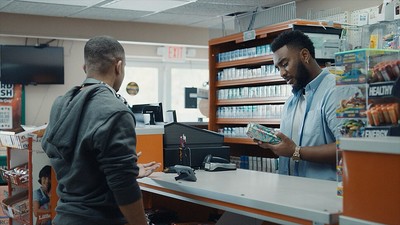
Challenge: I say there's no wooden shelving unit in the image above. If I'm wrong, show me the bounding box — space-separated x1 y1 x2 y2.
208 19 342 157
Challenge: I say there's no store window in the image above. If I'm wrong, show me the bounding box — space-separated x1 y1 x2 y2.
170 67 208 122
119 66 159 105
118 60 209 122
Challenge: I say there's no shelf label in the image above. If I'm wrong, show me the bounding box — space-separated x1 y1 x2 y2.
243 30 256 42
365 129 389 137
369 84 393 97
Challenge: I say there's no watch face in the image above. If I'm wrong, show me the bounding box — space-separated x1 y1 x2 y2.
292 146 301 161
292 155 300 161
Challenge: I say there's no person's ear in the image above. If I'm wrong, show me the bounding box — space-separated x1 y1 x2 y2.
300 48 310 64
115 60 123 75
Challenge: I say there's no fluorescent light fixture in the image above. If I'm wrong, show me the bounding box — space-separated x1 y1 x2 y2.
20 0 101 6
100 0 195 12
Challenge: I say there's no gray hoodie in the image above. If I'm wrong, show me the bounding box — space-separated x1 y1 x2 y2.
42 82 141 225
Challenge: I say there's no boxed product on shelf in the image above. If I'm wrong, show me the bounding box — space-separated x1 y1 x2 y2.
339 119 367 137
336 85 367 118
0 124 47 149
0 163 29 186
335 49 399 85
1 189 29 218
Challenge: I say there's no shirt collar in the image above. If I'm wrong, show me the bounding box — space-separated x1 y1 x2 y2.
304 68 329 95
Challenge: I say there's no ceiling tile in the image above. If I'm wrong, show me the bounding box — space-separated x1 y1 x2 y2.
196 0 294 7
0 0 12 9
70 7 151 21
0 1 84 16
163 1 257 16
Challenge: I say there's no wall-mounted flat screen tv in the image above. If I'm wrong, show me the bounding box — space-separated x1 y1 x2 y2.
0 45 64 85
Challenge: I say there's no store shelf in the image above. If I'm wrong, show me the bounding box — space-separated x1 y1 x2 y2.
216 118 280 125
216 55 273 69
217 97 287 106
216 75 284 87
224 137 257 145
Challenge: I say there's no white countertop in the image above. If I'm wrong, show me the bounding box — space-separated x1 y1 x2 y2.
339 137 400 155
139 169 341 225
135 125 164 135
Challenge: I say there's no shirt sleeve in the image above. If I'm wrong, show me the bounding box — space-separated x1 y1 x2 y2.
33 188 40 201
93 111 142 206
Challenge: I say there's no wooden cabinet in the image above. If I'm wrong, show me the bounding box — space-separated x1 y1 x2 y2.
208 19 342 157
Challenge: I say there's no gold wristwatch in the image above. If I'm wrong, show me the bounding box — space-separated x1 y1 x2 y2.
292 146 301 162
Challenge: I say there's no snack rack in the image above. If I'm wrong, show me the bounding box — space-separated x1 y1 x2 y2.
0 137 33 225
334 48 400 197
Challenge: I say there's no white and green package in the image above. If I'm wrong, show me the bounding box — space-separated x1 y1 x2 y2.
245 123 281 144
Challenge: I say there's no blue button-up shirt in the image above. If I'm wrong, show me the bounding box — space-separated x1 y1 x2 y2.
279 69 360 180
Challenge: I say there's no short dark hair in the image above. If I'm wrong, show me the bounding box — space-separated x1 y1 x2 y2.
271 30 315 58
38 165 51 184
84 35 125 74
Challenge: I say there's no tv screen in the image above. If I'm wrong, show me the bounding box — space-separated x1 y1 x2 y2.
0 45 64 85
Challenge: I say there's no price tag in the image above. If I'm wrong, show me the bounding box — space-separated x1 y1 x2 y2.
243 30 256 42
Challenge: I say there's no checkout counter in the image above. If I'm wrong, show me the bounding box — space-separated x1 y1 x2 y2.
134 123 340 224
138 169 342 225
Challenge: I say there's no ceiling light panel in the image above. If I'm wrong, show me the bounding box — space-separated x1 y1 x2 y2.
135 12 209 25
101 0 193 12
15 0 101 6
71 7 150 21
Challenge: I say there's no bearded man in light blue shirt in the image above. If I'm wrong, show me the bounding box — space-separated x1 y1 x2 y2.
256 30 358 180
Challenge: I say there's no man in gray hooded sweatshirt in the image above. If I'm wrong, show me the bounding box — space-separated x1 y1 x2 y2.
42 35 160 225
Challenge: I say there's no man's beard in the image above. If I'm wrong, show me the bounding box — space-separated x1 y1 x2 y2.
293 62 310 90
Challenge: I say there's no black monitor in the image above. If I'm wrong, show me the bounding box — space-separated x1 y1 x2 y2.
130 103 163 125
0 45 64 85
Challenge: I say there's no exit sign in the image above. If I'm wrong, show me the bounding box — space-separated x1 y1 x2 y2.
164 46 186 62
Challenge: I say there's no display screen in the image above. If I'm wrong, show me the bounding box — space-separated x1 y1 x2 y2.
131 102 164 125
0 45 64 85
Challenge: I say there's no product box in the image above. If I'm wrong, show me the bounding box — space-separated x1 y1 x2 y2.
335 49 399 85
336 85 367 118
245 123 281 144
367 1 395 24
0 124 47 149
339 119 367 137
395 0 400 20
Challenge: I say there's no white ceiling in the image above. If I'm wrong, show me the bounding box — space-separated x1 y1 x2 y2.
0 0 300 28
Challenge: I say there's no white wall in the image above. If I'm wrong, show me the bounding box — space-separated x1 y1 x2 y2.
0 35 208 126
